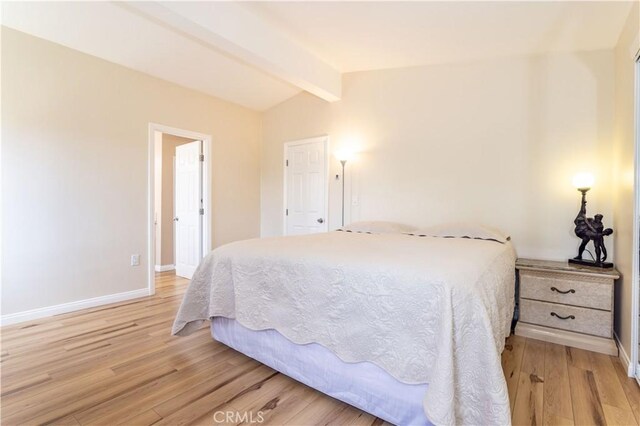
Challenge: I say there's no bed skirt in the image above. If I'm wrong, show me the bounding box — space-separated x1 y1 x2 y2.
211 317 432 426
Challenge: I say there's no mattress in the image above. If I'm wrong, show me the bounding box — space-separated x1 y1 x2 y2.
212 317 432 426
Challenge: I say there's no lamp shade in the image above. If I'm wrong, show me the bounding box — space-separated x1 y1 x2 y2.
572 172 594 190
334 148 355 163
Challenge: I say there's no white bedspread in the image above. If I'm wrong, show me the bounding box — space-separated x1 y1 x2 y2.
173 231 516 426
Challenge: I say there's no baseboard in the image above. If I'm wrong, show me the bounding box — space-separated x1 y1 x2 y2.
614 332 634 377
154 264 175 272
1 288 151 326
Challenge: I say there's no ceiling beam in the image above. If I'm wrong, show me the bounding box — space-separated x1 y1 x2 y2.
123 2 341 102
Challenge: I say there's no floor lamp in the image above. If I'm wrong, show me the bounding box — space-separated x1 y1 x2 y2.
335 149 354 228
340 159 347 227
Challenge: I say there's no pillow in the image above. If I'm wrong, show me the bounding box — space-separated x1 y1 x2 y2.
340 221 417 234
415 222 510 243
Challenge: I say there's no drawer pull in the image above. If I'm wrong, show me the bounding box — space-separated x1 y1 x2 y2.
550 312 575 320
550 286 575 295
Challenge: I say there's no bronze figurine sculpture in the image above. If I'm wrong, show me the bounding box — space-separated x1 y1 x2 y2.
569 188 613 268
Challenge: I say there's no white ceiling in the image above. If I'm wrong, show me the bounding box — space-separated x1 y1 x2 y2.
2 1 635 110
248 1 635 73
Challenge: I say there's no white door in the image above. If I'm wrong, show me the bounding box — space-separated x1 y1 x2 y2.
174 140 202 279
285 138 328 235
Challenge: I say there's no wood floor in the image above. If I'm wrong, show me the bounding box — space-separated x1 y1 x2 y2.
1 272 639 426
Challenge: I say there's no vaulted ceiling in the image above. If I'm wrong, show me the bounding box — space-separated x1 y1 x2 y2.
249 1 635 73
2 1 634 111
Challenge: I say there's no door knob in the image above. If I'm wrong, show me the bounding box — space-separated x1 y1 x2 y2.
174 217 179 222
317 218 324 224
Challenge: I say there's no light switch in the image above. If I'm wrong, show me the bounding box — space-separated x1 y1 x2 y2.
131 254 140 266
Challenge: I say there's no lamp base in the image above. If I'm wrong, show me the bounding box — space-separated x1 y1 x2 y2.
568 258 614 269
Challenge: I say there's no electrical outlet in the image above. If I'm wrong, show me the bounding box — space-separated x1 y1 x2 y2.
131 254 140 266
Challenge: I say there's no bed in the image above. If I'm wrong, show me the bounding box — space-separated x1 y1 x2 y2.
173 225 516 425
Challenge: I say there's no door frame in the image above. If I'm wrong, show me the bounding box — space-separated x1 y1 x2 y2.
632 49 640 382
283 135 330 236
148 123 212 295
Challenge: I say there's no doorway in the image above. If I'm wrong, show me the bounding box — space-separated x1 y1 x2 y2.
154 134 201 278
148 124 212 294
173 140 203 278
283 136 329 236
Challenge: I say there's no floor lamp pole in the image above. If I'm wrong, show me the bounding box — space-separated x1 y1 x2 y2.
340 160 346 227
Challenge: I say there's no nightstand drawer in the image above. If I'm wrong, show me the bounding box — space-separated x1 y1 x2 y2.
520 299 611 338
520 270 612 310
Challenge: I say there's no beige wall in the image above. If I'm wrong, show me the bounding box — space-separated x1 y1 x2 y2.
263 50 615 262
158 134 196 266
1 27 261 315
612 3 639 359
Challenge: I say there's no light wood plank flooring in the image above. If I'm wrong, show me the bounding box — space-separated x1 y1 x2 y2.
1 271 638 425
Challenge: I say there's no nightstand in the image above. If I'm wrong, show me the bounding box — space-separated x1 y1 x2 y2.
515 258 620 356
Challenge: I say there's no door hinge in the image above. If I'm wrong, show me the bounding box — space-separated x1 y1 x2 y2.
286 209 288 216
199 208 204 215
286 159 289 167
199 154 204 161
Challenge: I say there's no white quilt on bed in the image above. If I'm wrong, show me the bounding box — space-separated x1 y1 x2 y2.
172 231 516 426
